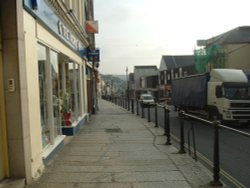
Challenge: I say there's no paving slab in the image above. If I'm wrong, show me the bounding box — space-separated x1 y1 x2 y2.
26 99 223 188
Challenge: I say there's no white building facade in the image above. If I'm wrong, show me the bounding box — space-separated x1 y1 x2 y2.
0 0 95 185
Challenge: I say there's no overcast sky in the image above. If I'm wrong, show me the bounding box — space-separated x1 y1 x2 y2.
94 0 250 75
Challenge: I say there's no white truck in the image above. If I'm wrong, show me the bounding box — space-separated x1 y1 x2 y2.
172 69 250 124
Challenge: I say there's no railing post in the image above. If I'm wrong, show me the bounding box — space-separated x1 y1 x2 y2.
164 107 167 135
128 98 130 111
155 104 158 127
210 121 223 186
165 107 171 145
178 111 186 154
131 99 134 114
136 100 139 115
147 103 151 122
125 98 127 109
141 104 144 118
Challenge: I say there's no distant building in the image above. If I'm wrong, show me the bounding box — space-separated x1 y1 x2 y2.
197 26 250 71
158 55 196 100
133 66 158 98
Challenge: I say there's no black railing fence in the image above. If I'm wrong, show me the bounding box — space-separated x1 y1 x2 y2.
105 96 250 187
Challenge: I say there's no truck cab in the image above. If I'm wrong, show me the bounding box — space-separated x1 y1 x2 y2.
207 69 250 123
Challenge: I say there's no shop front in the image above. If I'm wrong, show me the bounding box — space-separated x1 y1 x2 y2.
23 0 90 176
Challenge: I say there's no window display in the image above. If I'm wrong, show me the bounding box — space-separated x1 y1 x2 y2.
38 45 84 141
38 44 62 147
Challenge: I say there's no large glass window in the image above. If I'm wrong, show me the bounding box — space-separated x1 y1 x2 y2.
50 50 61 137
38 44 49 147
59 58 82 125
59 61 72 126
38 44 62 148
68 62 80 121
75 63 80 116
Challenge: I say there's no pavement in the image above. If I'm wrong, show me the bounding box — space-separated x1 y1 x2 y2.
25 99 224 188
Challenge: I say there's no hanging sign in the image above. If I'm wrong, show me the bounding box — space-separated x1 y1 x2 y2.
85 21 99 34
87 48 100 62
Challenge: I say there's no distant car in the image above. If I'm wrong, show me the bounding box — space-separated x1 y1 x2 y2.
139 94 155 107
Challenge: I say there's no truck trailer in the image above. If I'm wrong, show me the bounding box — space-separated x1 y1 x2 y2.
172 69 250 123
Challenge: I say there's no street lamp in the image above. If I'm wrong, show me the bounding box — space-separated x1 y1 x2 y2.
126 67 130 110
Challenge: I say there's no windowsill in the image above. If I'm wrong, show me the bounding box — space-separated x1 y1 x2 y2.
61 113 89 136
42 135 65 160
61 113 88 128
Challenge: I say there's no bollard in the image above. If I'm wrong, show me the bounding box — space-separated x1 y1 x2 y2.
165 107 171 145
136 100 139 115
128 98 130 111
147 103 151 122
155 104 158 127
210 121 223 186
131 99 134 114
178 111 186 154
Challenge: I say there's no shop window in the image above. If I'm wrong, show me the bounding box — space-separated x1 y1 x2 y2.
50 50 61 137
75 63 80 116
68 62 81 121
59 61 81 125
59 61 72 126
38 44 49 147
38 44 61 148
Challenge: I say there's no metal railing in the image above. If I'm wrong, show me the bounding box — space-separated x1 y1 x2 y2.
105 96 250 187
179 111 250 186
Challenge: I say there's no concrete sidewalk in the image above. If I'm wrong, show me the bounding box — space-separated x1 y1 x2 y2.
26 99 220 188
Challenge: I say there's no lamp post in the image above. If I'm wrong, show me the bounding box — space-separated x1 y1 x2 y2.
126 67 130 110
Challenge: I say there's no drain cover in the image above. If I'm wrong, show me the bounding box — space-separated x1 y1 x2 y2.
105 128 122 133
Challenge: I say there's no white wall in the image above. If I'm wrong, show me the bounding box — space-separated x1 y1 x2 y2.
23 11 44 178
225 44 250 70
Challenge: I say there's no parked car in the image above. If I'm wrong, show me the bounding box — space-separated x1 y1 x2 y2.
139 94 155 107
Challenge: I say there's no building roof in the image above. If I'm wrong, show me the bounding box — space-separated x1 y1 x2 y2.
134 65 158 70
160 55 195 70
205 26 250 45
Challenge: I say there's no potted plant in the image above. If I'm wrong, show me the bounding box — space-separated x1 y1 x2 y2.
60 92 72 126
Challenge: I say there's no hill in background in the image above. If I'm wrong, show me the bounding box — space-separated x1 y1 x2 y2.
101 74 127 95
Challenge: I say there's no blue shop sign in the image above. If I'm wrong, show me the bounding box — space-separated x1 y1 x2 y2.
87 49 100 62
24 0 86 57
